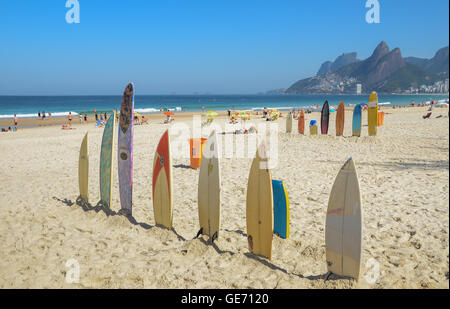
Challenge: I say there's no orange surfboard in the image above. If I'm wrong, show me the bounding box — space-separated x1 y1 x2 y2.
336 102 345 136
298 110 305 134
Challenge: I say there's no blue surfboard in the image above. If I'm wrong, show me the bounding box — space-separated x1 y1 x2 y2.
352 104 362 137
272 180 290 239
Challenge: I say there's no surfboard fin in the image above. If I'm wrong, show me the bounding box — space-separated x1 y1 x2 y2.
195 228 203 239
211 232 218 243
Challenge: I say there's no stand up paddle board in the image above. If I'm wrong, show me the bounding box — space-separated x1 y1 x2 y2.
321 101 330 135
99 111 117 208
272 180 289 239
118 83 134 215
197 131 221 241
78 132 89 204
298 110 305 134
246 142 273 260
336 102 345 136
368 92 378 136
286 112 293 133
352 104 362 137
152 129 173 229
325 158 362 280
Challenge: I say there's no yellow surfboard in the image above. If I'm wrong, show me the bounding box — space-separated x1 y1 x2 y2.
197 131 221 241
246 142 274 260
78 132 89 204
368 92 378 136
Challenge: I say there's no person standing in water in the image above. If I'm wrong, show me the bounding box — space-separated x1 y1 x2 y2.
68 112 73 127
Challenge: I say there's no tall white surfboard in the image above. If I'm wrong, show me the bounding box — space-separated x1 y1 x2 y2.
197 131 221 241
325 158 362 280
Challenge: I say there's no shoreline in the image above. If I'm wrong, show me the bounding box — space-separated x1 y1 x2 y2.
2 105 448 130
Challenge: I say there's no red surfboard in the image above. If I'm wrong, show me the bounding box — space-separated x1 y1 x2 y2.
298 110 305 134
152 130 173 229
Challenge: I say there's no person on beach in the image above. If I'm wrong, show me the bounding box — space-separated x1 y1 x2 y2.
141 116 149 124
79 114 83 124
104 112 107 121
84 114 88 124
14 114 18 129
202 106 205 113
95 111 98 122
68 112 73 127
38 111 41 119
42 111 46 120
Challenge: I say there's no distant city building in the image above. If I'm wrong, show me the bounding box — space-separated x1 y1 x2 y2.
356 83 362 94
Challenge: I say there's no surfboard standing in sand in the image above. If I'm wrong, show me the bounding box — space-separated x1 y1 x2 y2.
352 104 362 137
325 158 362 280
78 132 89 205
246 142 274 260
321 101 330 135
99 111 117 208
286 112 293 133
368 92 378 136
336 102 345 136
298 110 305 134
118 83 134 215
197 131 221 242
272 180 289 239
152 129 173 229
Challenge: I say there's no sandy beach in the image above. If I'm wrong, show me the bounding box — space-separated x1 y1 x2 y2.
0 106 448 289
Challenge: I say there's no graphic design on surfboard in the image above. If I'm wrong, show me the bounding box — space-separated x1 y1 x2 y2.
152 129 173 229
118 83 134 215
198 131 221 241
325 158 362 280
99 111 116 208
246 142 274 260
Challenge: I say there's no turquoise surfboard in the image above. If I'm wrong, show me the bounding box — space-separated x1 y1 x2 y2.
272 180 289 239
352 104 362 137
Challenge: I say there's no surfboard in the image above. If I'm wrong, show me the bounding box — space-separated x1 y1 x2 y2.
286 112 293 133
310 120 318 135
336 102 345 136
321 101 330 135
197 131 221 241
78 132 89 204
352 104 362 137
152 129 173 229
298 110 305 134
325 158 362 280
118 83 134 215
246 142 273 260
272 180 289 239
99 111 116 208
368 92 378 136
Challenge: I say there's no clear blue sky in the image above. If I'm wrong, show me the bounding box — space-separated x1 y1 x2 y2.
0 0 448 95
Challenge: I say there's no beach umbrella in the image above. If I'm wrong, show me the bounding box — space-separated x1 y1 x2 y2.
203 111 218 117
164 111 175 116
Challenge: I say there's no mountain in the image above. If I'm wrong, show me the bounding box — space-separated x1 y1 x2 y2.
405 46 449 75
286 42 448 94
317 52 359 76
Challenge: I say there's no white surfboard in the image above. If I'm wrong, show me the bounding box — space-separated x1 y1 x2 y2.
197 131 221 241
325 158 362 280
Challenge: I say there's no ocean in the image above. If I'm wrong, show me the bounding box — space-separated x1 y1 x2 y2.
0 94 448 119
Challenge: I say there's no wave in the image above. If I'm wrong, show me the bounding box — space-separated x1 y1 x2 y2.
0 111 79 119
